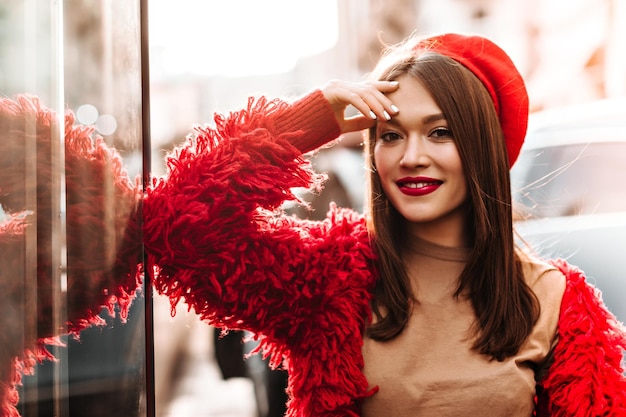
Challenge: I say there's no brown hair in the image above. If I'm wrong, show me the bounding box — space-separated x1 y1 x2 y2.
365 50 539 361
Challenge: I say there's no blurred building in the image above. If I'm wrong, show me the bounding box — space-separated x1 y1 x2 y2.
149 0 626 169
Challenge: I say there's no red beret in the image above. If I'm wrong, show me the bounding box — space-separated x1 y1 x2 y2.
414 33 529 167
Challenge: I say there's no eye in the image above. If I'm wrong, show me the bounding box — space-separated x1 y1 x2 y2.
430 127 453 139
378 131 403 143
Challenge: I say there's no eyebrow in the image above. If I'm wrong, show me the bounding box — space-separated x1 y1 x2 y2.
378 113 447 128
422 113 447 124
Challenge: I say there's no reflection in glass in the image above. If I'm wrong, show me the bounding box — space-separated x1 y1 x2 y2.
0 1 146 416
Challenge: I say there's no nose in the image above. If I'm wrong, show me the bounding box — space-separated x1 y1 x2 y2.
400 135 430 168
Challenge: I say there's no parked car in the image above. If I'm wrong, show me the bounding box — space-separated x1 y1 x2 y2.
511 97 626 324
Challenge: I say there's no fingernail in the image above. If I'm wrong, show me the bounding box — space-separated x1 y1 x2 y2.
390 81 399 86
390 104 399 113
383 111 391 120
369 110 377 119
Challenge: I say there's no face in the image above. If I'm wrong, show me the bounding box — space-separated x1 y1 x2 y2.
374 75 468 242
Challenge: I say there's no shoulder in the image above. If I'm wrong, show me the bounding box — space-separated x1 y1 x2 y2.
517 250 566 361
548 258 622 326
518 249 566 307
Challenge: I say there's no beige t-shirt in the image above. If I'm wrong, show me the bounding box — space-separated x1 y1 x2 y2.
361 238 566 417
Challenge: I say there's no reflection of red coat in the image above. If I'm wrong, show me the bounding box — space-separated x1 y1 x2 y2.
0 96 143 417
144 90 626 417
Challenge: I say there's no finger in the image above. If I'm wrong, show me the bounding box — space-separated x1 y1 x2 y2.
342 115 376 134
345 92 379 122
322 84 377 123
322 80 399 125
379 81 401 116
372 80 400 93
360 82 400 120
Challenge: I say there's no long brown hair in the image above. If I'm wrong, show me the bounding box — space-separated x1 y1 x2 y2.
365 49 539 361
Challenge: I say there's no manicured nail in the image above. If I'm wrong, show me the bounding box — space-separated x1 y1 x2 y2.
369 110 377 119
390 104 399 113
390 81 399 86
383 111 391 120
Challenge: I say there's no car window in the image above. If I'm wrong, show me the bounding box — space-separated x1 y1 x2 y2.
512 142 626 218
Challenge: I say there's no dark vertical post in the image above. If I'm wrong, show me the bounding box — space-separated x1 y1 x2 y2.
140 0 155 415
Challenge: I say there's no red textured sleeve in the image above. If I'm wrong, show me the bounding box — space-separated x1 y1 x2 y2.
143 95 372 353
268 89 342 153
535 259 626 416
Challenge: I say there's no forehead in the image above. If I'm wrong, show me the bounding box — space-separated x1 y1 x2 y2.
384 75 443 125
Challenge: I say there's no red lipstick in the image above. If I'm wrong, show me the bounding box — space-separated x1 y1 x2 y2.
396 176 442 196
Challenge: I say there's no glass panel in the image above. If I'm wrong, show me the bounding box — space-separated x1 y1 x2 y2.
0 1 147 416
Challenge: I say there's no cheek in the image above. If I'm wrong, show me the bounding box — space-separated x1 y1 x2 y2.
454 166 469 199
372 150 387 183
373 145 390 175
441 146 464 177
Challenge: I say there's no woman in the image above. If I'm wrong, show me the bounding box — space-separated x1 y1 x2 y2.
144 33 626 416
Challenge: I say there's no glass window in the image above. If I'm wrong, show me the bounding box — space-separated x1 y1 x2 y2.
0 1 147 416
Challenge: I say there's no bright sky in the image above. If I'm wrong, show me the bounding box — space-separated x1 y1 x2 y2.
149 0 339 77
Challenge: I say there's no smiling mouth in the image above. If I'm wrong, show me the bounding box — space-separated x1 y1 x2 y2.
396 179 442 196
397 180 442 188
400 181 440 188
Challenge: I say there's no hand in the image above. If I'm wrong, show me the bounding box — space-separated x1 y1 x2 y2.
321 79 400 134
